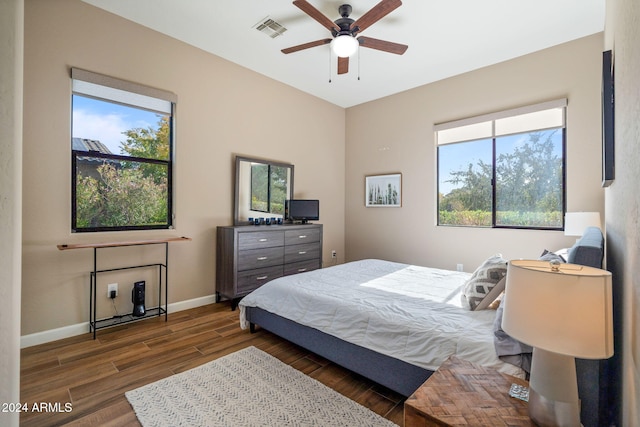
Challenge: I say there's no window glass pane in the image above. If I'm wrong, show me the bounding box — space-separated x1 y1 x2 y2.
269 165 289 215
72 95 169 160
495 129 563 227
75 157 169 229
438 139 492 226
250 164 289 215
251 163 269 212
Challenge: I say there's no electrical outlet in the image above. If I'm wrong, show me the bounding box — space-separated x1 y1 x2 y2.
331 250 337 259
456 264 464 272
107 283 118 298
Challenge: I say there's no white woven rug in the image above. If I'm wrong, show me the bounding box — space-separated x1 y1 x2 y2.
125 346 397 426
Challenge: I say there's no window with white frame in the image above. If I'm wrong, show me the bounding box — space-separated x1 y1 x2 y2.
71 68 176 232
436 99 566 229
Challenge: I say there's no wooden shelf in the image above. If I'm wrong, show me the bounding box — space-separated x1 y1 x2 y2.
57 236 191 250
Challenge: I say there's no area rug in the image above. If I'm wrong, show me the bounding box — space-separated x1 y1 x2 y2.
125 346 397 426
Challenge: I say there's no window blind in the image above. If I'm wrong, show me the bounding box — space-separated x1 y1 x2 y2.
71 68 176 114
435 98 567 145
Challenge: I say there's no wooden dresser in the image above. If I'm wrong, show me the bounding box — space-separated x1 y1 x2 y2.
216 223 322 308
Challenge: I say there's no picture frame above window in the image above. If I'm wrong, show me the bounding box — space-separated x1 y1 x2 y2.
365 173 402 207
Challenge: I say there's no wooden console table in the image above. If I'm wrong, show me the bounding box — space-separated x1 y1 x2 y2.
404 355 533 426
58 236 191 339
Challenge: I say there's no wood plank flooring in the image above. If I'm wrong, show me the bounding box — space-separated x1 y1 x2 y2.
20 302 406 426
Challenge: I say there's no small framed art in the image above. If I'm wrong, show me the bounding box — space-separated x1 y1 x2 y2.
365 173 402 207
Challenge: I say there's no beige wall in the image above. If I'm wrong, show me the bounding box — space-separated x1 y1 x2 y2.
22 0 345 337
605 0 640 423
345 34 605 272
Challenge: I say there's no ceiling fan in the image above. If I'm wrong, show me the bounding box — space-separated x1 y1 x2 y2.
282 0 408 75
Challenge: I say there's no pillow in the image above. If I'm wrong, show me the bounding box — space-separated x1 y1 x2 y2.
554 247 570 261
461 254 507 310
539 249 566 263
475 277 506 310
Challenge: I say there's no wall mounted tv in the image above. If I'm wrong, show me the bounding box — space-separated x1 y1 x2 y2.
286 199 319 223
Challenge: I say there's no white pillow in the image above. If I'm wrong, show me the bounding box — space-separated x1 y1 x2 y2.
554 247 570 261
461 254 508 310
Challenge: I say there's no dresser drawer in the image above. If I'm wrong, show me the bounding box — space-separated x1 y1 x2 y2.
238 231 284 250
284 259 321 276
285 228 320 246
238 247 284 271
284 242 320 264
237 266 284 295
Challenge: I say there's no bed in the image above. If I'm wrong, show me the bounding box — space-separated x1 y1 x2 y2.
239 227 614 427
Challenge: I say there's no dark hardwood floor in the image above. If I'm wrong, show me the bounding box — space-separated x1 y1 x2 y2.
20 302 405 426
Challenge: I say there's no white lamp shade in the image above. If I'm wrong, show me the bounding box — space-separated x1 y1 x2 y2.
331 35 358 57
501 259 613 359
564 211 601 236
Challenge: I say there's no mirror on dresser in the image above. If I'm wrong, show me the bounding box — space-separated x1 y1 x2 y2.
234 156 294 225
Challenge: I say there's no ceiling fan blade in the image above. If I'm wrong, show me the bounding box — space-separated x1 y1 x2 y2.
357 36 408 55
281 38 332 54
350 0 402 33
337 56 349 74
293 0 338 32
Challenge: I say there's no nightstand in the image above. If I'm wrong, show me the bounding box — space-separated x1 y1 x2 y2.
404 356 534 426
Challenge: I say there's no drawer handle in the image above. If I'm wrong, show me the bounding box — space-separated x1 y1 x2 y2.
298 251 307 255
257 256 268 261
259 238 268 242
297 268 307 272
298 235 307 239
256 275 268 280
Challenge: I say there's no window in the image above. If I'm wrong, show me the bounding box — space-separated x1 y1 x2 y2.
436 99 566 229
71 68 177 232
250 163 289 215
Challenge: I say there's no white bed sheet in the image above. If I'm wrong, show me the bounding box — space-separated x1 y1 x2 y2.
239 259 523 378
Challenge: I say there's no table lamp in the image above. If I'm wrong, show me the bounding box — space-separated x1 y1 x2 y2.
501 259 613 427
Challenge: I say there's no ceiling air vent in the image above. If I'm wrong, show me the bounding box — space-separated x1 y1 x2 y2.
254 17 287 38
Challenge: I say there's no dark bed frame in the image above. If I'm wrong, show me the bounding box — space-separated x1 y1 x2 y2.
245 227 616 426
247 306 431 397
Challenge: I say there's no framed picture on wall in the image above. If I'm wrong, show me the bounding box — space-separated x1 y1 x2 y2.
365 173 402 207
602 49 615 187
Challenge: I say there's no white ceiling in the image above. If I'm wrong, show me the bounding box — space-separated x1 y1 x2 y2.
82 0 605 108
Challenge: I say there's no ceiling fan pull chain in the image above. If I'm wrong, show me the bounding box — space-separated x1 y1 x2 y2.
357 46 361 81
328 47 332 83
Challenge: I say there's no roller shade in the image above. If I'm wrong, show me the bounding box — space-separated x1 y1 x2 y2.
71 68 176 114
435 99 566 145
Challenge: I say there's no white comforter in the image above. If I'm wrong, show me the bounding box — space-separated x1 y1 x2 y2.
239 259 523 378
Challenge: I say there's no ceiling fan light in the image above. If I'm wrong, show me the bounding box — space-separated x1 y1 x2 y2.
331 35 358 57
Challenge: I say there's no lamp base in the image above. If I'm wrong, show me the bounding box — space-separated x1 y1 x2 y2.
529 387 581 427
528 348 581 427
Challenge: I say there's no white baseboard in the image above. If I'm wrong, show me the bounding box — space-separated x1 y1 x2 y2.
167 294 217 313
20 294 218 349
